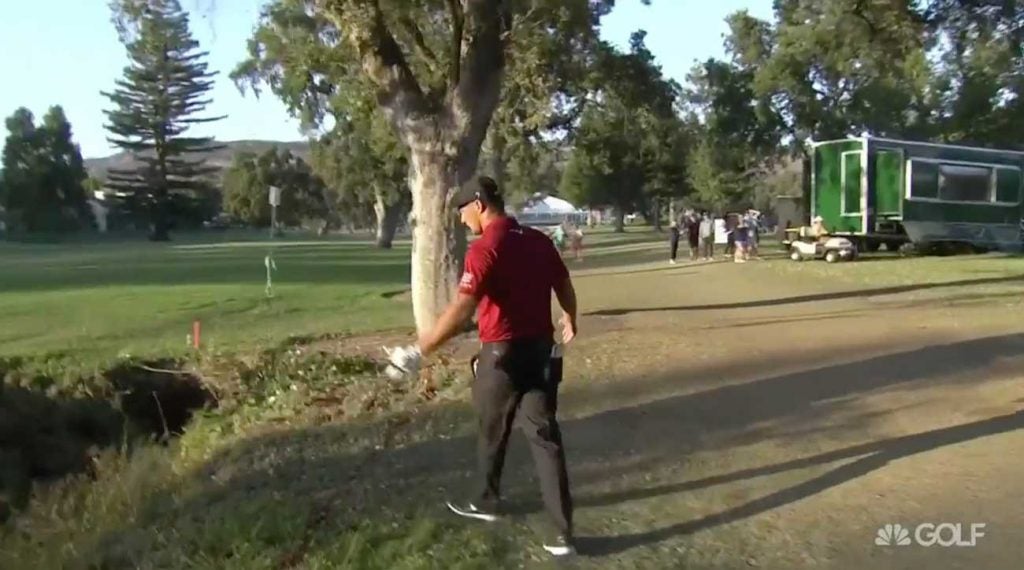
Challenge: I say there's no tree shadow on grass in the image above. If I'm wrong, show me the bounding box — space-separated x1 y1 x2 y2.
585 274 1024 316
85 333 1024 565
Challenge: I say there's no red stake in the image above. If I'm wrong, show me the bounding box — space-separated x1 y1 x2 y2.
193 320 201 349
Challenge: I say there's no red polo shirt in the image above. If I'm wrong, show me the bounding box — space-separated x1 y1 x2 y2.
458 217 569 343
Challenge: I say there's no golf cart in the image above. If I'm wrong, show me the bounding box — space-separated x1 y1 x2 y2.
784 224 858 263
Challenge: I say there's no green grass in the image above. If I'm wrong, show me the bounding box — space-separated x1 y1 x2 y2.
0 225 668 568
0 226 671 367
9 225 1020 568
0 232 414 368
762 242 1024 289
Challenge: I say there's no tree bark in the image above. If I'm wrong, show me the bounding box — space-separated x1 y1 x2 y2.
613 207 625 233
651 196 663 231
407 145 469 334
489 127 506 191
149 191 170 241
669 200 676 227
373 186 402 248
150 135 173 241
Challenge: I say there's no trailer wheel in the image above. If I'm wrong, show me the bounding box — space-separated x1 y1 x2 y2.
790 248 803 261
825 250 840 263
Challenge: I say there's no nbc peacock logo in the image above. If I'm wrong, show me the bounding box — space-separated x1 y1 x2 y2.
875 523 912 546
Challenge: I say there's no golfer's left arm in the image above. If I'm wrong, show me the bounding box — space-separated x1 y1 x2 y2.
418 293 478 356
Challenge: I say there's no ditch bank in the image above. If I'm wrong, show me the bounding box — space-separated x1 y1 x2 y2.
0 358 214 522
0 337 463 525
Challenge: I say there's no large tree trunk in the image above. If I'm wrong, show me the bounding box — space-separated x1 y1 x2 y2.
373 187 402 248
151 150 171 241
651 196 663 231
669 200 676 227
613 207 625 233
149 191 170 241
408 146 470 334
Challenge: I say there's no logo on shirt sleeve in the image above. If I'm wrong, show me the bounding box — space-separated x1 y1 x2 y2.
459 272 474 289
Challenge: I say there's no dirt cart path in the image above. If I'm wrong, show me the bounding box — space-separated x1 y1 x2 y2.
507 256 1024 569
198 253 1024 569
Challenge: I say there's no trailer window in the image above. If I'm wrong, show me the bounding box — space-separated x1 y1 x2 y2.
909 161 939 199
938 164 993 202
995 168 1021 204
841 151 861 214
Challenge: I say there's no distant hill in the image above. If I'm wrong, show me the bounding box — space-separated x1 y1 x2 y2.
83 139 312 181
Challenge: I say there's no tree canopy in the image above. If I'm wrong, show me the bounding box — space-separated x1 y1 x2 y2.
221 147 328 228
0 106 94 235
558 31 689 230
231 0 628 331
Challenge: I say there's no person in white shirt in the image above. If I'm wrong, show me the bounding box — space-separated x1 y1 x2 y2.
698 212 715 260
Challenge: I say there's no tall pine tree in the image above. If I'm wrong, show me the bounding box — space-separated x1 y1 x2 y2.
102 0 223 240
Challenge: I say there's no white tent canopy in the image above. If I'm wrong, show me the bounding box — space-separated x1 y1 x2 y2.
516 193 585 226
519 193 580 214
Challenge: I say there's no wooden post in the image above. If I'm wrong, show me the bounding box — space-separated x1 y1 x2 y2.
193 320 201 350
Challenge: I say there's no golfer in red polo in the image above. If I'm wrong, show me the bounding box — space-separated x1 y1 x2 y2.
415 176 579 556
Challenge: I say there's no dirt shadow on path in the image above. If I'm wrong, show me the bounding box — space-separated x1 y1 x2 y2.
91 332 1024 565
585 274 1024 316
573 409 1024 556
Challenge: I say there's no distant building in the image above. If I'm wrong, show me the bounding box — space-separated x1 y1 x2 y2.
89 191 111 233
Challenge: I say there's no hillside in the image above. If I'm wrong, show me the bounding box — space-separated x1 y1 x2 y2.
83 139 312 180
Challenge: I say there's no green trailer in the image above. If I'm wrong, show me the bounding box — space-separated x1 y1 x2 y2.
808 135 1024 253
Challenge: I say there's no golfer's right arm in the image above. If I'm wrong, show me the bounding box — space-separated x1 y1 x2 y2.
552 250 578 346
554 277 577 327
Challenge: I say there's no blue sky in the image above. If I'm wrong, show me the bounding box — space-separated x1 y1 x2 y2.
0 0 772 160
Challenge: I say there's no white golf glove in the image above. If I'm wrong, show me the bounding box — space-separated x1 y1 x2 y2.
383 344 423 380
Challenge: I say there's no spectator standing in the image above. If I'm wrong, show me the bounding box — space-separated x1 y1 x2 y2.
686 213 700 261
669 221 681 264
699 212 715 260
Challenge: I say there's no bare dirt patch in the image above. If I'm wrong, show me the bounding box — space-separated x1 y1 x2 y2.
317 255 1024 568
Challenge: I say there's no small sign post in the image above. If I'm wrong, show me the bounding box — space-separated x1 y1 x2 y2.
268 185 281 238
266 185 282 300
264 254 276 298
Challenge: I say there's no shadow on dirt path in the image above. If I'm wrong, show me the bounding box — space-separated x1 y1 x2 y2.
585 274 1024 316
96 332 1024 565
572 409 1024 557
